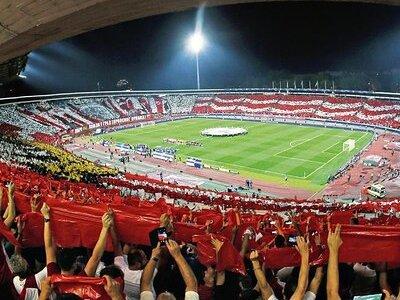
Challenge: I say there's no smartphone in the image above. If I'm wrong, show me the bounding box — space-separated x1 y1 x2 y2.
157 227 168 246
288 235 297 245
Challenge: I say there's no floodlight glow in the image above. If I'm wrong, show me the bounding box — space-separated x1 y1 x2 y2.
187 32 205 54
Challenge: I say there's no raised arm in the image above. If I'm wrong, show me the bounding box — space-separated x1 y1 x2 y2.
211 236 225 286
166 239 198 292
140 243 161 293
240 229 252 257
4 183 16 228
108 210 123 257
291 236 310 300
327 224 342 300
84 212 112 276
308 267 324 296
249 250 274 300
41 203 56 264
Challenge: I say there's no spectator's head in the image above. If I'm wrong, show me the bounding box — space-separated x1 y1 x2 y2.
57 248 77 273
55 294 81 300
100 264 124 280
127 249 148 270
350 217 359 225
157 292 177 300
9 254 29 278
274 234 286 248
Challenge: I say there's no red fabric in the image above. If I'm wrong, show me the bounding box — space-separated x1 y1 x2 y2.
329 210 354 225
192 234 246 275
261 246 325 269
338 225 400 263
259 225 400 268
0 220 20 247
48 200 161 248
18 212 44 248
13 191 32 214
50 275 123 300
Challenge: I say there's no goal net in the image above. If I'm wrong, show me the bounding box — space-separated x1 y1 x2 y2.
343 139 355 152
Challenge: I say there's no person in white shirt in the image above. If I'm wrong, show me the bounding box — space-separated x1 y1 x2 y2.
140 240 199 300
109 212 156 300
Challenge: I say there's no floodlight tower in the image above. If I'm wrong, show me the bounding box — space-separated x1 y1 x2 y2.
187 31 205 90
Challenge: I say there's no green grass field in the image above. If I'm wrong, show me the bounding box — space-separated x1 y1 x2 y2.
94 118 373 192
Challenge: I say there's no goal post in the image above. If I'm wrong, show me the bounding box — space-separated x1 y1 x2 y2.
343 139 355 152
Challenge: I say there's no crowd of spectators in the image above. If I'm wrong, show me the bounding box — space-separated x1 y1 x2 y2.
0 134 117 182
1 177 400 300
1 93 399 144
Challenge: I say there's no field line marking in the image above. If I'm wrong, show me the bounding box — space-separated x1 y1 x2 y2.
322 140 342 153
305 132 369 179
264 170 304 178
321 132 355 153
275 155 325 164
101 120 193 139
200 157 305 179
273 133 324 156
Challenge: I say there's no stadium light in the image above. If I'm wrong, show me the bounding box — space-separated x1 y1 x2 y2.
187 31 205 90
187 32 204 54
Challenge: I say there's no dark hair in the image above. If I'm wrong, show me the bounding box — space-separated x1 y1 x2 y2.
274 234 286 248
127 251 145 268
56 248 76 271
56 293 82 300
100 264 124 279
350 217 359 225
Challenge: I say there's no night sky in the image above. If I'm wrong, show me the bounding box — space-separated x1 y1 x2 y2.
19 1 400 93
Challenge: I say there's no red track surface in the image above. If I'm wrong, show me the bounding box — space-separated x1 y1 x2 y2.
322 133 400 199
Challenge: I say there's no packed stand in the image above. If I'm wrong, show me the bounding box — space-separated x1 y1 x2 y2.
1 153 400 299
0 134 117 182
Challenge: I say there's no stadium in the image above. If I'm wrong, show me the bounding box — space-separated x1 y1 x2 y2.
0 1 399 300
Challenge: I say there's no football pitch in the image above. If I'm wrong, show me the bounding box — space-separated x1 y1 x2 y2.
95 118 373 191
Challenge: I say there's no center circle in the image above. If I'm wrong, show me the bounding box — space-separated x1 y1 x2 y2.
201 127 248 137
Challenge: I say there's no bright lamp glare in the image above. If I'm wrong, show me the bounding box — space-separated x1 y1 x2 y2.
187 32 205 54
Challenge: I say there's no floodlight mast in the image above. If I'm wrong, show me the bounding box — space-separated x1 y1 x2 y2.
187 32 204 90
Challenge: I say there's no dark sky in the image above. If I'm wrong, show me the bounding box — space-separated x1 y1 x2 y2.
20 1 400 93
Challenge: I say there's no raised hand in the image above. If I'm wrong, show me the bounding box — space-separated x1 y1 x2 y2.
151 242 162 259
166 239 181 258
8 182 15 198
249 250 259 261
211 235 224 253
102 212 112 229
103 275 123 300
327 224 342 252
295 236 309 257
40 203 50 219
107 208 115 227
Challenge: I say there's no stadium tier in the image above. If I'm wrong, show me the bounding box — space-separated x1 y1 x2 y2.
0 92 399 142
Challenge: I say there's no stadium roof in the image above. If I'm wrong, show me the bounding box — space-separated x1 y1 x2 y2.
0 0 399 65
